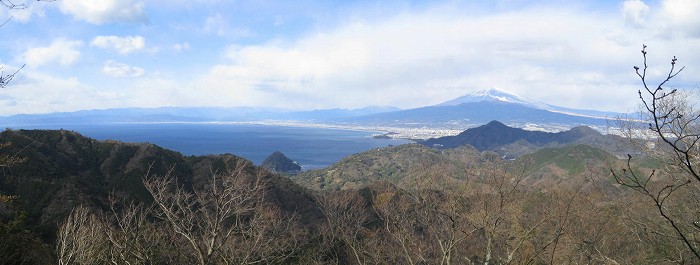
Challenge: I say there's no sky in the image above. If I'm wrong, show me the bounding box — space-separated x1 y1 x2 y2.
0 0 699 116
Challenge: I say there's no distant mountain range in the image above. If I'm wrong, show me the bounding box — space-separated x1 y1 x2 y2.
437 88 536 107
345 88 624 130
0 88 626 133
435 88 620 118
0 106 399 125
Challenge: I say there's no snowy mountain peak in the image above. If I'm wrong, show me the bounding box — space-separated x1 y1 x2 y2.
436 88 546 108
434 88 621 119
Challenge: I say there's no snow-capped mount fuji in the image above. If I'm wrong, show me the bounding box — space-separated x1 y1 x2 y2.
436 88 548 109
437 88 620 119
347 88 625 132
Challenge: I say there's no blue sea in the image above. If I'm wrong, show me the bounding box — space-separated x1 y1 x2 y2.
8 123 411 170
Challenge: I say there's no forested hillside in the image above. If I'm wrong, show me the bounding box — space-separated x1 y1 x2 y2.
421 120 634 158
1 128 696 264
0 129 319 264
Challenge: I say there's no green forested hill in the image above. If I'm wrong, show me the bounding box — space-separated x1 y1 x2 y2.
0 129 684 264
0 129 319 241
294 144 481 190
421 120 634 158
294 141 633 192
515 144 621 179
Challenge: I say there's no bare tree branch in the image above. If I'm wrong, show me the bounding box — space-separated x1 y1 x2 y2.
143 158 278 265
616 45 700 261
0 64 24 88
56 205 107 265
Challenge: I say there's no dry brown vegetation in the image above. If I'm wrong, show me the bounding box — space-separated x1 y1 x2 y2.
0 135 686 264
54 159 306 265
51 149 693 264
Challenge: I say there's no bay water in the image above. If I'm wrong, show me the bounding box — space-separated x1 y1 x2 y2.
8 123 411 170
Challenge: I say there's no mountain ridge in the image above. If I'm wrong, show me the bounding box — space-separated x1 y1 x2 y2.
1 88 625 135
436 88 621 118
344 88 624 132
436 88 549 109
421 120 631 158
348 100 614 130
293 140 628 192
0 129 321 240
0 106 401 125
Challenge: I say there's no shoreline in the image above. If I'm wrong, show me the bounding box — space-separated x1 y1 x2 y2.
6 119 616 140
6 120 464 141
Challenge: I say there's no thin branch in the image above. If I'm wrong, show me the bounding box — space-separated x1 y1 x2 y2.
0 64 25 88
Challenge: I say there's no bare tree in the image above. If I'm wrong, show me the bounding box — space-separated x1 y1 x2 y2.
0 136 29 168
369 154 593 265
221 204 303 264
454 155 553 264
613 45 700 262
374 160 474 265
143 158 274 265
316 191 374 265
412 186 475 265
0 64 23 88
372 185 436 265
103 196 162 264
53 157 303 265
56 205 107 265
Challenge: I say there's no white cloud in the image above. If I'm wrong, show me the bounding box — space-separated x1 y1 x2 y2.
101 60 145 78
0 71 187 115
5 1 699 115
172 42 190 51
197 7 642 111
21 39 83 67
0 72 117 115
59 0 147 25
621 0 700 39
622 0 649 27
184 2 700 113
659 0 700 37
91 35 146 54
204 13 251 38
204 14 225 35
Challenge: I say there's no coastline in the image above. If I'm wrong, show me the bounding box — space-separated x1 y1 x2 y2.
8 120 463 141
104 120 463 141
5 119 616 140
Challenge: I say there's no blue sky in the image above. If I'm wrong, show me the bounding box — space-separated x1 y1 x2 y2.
0 0 699 115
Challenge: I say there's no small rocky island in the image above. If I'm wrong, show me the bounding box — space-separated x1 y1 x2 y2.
372 132 399 139
261 151 302 174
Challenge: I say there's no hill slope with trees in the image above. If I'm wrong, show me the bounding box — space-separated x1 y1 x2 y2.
0 129 321 263
421 120 633 158
0 127 692 264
